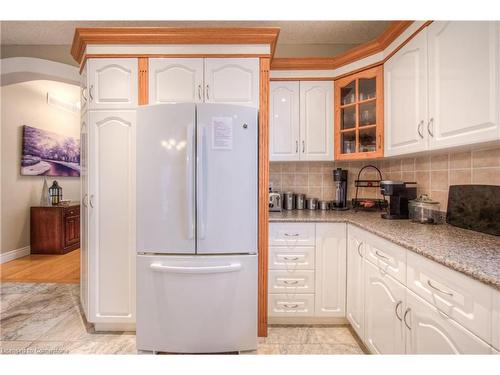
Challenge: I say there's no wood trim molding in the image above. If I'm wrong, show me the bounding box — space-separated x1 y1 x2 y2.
258 57 270 338
138 57 149 105
270 21 414 71
71 27 280 64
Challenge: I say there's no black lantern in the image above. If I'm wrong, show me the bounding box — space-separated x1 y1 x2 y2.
49 181 63 206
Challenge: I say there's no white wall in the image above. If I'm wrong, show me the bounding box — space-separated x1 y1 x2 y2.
1 80 80 254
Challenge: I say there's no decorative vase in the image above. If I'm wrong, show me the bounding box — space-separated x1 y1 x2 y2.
40 177 51 206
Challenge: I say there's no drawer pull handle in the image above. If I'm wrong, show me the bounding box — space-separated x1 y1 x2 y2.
395 301 403 321
374 250 390 261
427 280 454 297
284 233 299 237
284 304 299 309
357 241 363 257
403 308 412 330
283 280 299 285
283 256 299 261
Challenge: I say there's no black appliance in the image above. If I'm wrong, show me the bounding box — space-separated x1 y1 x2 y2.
380 181 417 219
332 168 348 210
447 185 500 236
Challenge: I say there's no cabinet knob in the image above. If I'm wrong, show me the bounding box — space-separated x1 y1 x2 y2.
403 308 412 330
418 120 424 139
302 140 305 153
427 118 434 137
295 140 298 153
205 84 210 100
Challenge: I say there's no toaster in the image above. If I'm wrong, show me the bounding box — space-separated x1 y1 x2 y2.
269 191 282 212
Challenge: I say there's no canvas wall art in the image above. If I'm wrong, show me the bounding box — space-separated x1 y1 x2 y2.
21 125 80 177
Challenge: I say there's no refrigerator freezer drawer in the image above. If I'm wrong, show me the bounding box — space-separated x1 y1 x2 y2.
136 254 257 353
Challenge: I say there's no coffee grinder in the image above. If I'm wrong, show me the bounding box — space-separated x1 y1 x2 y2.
332 168 349 210
380 181 417 219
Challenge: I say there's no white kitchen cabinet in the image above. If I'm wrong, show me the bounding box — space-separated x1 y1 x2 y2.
364 260 406 354
87 58 138 110
269 294 315 317
299 81 334 161
346 226 365 340
80 113 89 317
204 58 259 107
314 223 346 317
269 81 300 161
492 291 500 351
427 21 500 149
404 290 492 354
384 28 428 156
88 110 136 327
149 58 204 104
80 63 89 113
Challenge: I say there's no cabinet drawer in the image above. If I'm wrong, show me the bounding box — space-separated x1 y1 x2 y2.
269 223 315 246
268 294 315 317
268 270 315 294
269 246 315 270
407 251 493 344
64 206 80 218
364 230 406 284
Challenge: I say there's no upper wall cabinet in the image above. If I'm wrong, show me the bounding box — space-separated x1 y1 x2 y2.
385 21 500 156
149 58 204 104
204 58 259 107
87 59 138 110
269 81 333 161
334 66 384 160
427 21 500 149
270 82 300 161
385 29 428 157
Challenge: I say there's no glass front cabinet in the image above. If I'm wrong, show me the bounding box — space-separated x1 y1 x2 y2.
334 65 384 160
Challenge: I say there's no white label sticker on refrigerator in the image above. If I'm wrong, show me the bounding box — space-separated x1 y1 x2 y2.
212 117 233 150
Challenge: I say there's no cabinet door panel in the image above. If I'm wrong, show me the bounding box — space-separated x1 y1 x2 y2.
80 114 89 316
385 29 428 156
428 21 500 149
364 260 405 354
270 81 300 161
149 58 204 104
315 223 346 317
300 81 333 161
89 111 136 323
88 59 137 109
347 227 365 340
405 290 491 354
204 58 259 107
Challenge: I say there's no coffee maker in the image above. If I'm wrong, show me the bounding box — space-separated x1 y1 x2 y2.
332 168 348 210
380 181 417 219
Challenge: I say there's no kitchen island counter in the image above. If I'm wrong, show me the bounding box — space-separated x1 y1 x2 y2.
270 210 500 290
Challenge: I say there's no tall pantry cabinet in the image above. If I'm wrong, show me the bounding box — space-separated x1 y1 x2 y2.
80 58 138 329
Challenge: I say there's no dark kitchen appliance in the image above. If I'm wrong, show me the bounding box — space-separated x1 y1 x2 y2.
352 165 388 211
380 181 417 220
332 168 348 210
447 185 500 236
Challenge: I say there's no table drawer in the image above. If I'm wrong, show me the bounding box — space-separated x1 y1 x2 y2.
269 246 315 270
364 230 406 284
268 270 315 294
268 294 315 317
64 206 80 218
269 223 315 247
407 251 493 344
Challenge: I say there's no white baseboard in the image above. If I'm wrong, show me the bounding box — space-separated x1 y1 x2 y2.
0 246 30 264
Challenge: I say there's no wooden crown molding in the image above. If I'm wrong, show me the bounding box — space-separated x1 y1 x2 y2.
71 27 280 64
270 20 414 70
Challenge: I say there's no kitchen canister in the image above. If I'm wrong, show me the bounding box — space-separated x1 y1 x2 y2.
283 192 295 210
306 197 318 210
295 194 305 210
318 200 330 210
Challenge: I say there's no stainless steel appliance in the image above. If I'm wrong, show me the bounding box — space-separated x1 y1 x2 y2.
408 194 441 224
283 192 295 210
306 198 318 210
380 180 417 219
269 190 282 212
332 168 348 210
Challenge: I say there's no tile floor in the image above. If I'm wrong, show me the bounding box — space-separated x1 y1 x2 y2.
0 282 364 355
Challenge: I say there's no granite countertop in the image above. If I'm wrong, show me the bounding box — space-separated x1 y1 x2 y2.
269 210 500 291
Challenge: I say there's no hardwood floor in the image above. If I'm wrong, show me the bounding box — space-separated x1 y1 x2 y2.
0 249 80 284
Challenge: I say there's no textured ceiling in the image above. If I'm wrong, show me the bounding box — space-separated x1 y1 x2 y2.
1 20 391 45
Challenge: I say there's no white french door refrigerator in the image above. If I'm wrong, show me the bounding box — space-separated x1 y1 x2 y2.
136 103 258 353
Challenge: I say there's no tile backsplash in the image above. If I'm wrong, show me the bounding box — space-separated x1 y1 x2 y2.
269 146 500 210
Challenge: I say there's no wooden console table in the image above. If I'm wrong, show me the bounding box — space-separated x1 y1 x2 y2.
30 204 80 254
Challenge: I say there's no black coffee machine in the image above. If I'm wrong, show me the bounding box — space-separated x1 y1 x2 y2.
332 168 349 210
380 181 417 219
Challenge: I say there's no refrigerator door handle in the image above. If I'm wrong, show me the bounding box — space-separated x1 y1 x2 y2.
198 124 208 239
186 122 195 240
150 262 242 274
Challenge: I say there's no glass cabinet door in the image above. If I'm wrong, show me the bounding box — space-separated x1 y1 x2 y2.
335 66 384 159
